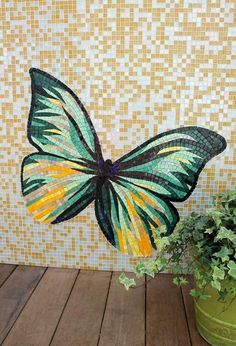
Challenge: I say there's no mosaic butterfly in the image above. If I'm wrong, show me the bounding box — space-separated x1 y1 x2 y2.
21 68 227 257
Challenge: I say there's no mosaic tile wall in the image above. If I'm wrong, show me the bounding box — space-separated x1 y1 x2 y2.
0 0 235 271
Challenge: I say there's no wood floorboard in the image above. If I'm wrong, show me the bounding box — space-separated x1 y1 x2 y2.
0 266 45 344
2 268 78 346
146 273 191 346
98 272 145 346
51 270 111 346
0 266 207 346
0 264 16 288
181 277 210 346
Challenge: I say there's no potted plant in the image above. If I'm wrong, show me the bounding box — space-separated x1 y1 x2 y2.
119 189 236 346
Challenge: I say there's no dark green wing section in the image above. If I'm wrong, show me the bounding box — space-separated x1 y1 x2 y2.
114 127 226 202
95 178 178 256
28 68 103 165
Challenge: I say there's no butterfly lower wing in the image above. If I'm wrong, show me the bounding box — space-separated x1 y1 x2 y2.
114 127 226 202
22 153 97 224
28 68 103 165
95 178 178 256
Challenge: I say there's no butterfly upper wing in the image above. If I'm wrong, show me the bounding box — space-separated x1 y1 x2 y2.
114 127 227 202
28 68 103 164
95 178 178 256
22 69 103 223
95 127 226 256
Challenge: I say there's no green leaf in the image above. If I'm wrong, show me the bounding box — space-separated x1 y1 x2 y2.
204 227 214 234
228 261 236 279
154 257 168 271
151 225 168 249
134 261 146 277
134 260 157 278
206 209 223 227
118 273 136 290
173 276 188 286
156 236 170 252
212 266 225 281
142 261 157 278
190 289 198 298
211 279 221 291
213 246 230 262
190 289 211 300
216 227 236 242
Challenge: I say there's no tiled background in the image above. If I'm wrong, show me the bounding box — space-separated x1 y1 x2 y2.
0 0 235 271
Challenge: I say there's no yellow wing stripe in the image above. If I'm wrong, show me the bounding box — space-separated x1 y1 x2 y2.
172 157 190 164
138 228 153 256
34 205 55 222
49 98 64 107
117 228 126 254
158 146 185 154
27 187 66 213
23 163 40 172
41 165 81 178
126 229 140 256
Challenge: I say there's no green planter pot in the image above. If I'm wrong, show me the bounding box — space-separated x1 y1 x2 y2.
194 279 236 346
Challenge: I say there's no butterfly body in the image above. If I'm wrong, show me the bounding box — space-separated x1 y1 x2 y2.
97 159 117 179
21 68 227 257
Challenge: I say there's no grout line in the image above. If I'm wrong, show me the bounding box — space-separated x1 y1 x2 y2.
180 284 193 346
0 265 18 289
97 271 113 346
1 266 48 344
49 269 80 345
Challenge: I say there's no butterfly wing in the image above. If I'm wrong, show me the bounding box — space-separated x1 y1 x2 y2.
27 68 103 164
95 127 226 256
22 153 98 223
114 127 226 201
95 178 178 256
22 69 103 223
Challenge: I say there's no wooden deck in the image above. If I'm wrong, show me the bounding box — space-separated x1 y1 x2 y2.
0 264 209 346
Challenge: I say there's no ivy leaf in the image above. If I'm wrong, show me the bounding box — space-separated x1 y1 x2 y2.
173 276 188 286
207 209 223 227
134 260 157 278
213 246 230 262
142 261 157 278
134 261 147 277
205 227 214 234
212 266 225 281
154 257 168 271
228 261 236 279
190 289 211 300
211 279 221 291
118 273 136 290
151 225 169 249
156 236 170 252
216 227 236 242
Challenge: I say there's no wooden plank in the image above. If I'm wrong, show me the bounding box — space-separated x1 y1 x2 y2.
0 264 16 288
99 272 145 346
181 276 209 345
51 270 111 346
3 268 78 346
0 265 45 344
146 273 191 346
